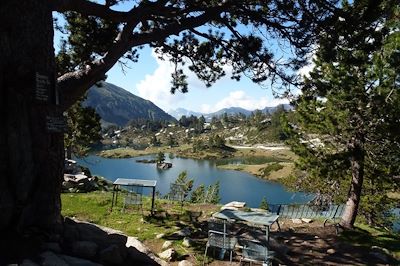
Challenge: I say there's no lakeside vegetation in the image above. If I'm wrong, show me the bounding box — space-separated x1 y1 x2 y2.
98 144 297 182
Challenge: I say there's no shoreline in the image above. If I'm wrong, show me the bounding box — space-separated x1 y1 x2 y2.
97 144 295 183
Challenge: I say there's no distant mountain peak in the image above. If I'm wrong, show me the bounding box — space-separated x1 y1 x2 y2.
169 104 291 121
84 82 176 127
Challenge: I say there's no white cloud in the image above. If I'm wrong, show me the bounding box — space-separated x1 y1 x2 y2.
135 51 185 110
200 90 288 113
298 62 315 78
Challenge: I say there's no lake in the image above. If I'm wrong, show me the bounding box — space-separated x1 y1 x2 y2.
76 154 313 207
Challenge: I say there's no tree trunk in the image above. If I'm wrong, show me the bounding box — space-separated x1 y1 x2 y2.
0 0 63 260
340 135 365 229
66 144 72 160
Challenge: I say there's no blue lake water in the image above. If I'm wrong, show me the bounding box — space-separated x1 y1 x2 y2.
76 154 313 207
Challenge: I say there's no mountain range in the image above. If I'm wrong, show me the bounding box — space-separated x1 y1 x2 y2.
84 81 291 127
84 82 176 127
168 105 292 120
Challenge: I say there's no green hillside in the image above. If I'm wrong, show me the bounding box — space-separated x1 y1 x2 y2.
85 82 176 126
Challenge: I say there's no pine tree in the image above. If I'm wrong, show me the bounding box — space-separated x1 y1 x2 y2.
1 0 340 251
64 97 101 159
191 184 206 203
156 152 165 164
285 0 400 228
260 197 269 211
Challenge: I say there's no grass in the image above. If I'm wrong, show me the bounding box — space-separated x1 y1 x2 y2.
61 191 220 265
62 192 400 264
340 223 400 259
61 191 217 241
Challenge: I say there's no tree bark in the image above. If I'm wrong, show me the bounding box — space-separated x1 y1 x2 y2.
340 135 365 229
0 0 63 260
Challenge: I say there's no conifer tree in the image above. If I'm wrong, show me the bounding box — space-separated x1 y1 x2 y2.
285 0 400 228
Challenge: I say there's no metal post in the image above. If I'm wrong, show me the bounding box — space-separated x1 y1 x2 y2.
151 186 156 215
111 184 116 211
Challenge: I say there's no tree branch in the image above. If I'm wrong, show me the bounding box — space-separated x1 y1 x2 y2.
51 0 132 22
57 7 224 110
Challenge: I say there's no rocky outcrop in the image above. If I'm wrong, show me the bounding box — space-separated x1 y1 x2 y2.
156 162 172 169
5 217 162 266
63 159 113 193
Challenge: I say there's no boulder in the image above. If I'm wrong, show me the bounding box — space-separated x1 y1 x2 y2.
291 218 302 224
173 227 192 238
162 240 173 250
301 218 313 223
21 259 39 266
369 246 391 263
60 255 102 266
71 241 98 259
99 244 125 265
156 233 165 239
182 237 193 248
40 251 69 266
326 248 336 255
178 260 193 266
41 242 62 254
158 248 177 261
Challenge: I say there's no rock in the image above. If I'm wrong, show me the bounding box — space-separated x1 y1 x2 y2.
327 248 336 255
370 246 391 263
41 242 62 253
21 259 39 266
173 227 192 237
126 247 167 266
60 255 102 266
40 251 69 266
369 252 389 263
182 237 193 247
178 260 193 266
126 236 150 253
126 236 168 266
156 233 165 239
71 241 98 259
371 245 390 255
301 218 313 223
158 248 176 261
162 240 173 250
99 244 125 264
292 218 302 224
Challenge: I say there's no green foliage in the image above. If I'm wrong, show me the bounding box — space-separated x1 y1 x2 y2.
65 97 101 158
156 152 165 164
205 181 221 204
171 171 194 200
259 197 269 210
167 135 177 147
190 181 221 204
55 0 341 102
150 135 161 147
190 184 206 203
284 0 400 226
192 139 205 152
208 134 225 148
262 163 284 177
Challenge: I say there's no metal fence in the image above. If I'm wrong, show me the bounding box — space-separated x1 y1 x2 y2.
268 204 345 225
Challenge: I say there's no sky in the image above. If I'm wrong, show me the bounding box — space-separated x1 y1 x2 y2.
105 47 292 113
54 2 313 114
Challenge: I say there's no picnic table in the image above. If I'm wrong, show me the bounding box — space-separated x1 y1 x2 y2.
212 209 280 242
111 178 157 214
